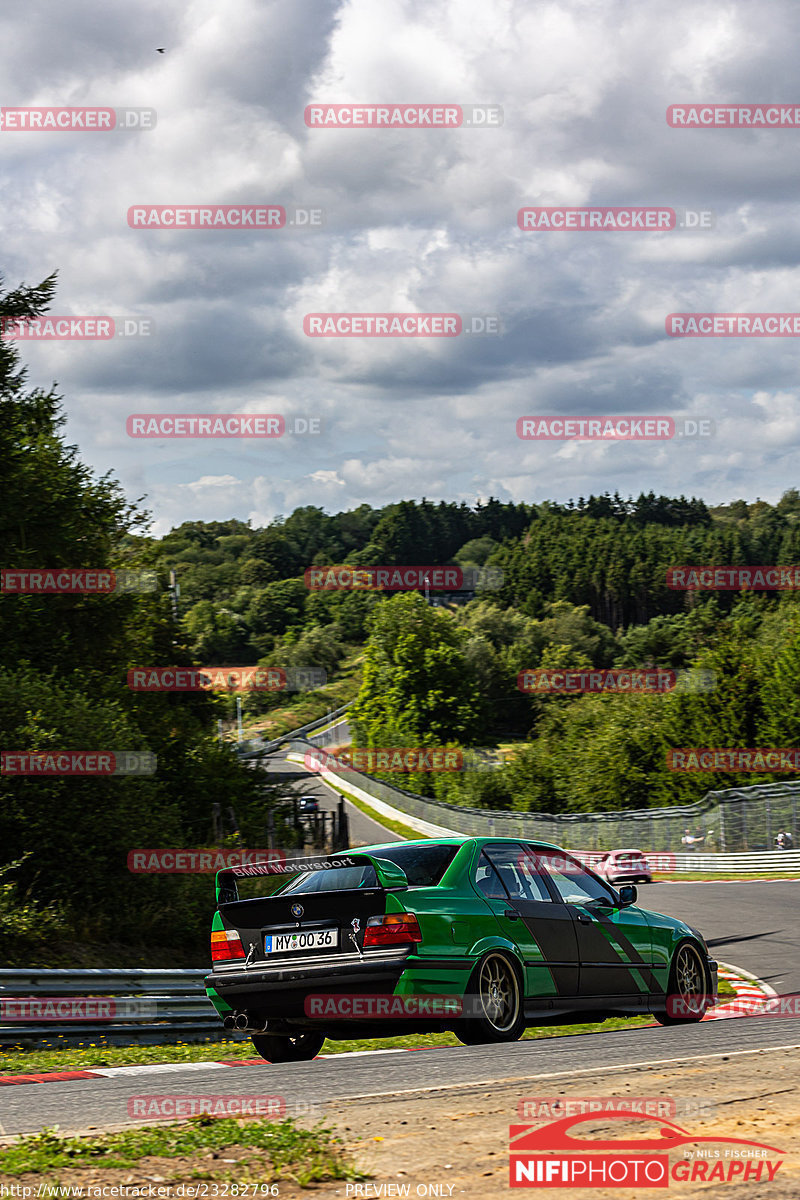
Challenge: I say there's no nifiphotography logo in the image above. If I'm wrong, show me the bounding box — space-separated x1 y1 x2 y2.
509 1110 785 1187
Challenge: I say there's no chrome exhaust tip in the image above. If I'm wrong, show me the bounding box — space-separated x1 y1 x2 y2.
234 1012 250 1030
222 1014 236 1031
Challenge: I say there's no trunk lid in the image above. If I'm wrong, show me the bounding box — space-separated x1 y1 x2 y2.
213 851 408 967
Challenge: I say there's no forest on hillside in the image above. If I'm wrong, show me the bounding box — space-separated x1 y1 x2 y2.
142 481 800 815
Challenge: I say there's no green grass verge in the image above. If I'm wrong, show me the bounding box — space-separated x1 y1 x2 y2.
0 1117 365 1185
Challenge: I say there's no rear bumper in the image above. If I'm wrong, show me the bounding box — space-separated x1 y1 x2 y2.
204 950 470 1021
207 950 408 1000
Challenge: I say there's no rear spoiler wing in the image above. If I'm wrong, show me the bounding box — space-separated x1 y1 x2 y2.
215 851 408 905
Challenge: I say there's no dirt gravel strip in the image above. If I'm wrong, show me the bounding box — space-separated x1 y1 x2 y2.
292 1043 800 1199
2 1043 798 1199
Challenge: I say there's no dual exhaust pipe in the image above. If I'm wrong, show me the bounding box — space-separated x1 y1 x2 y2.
223 1011 269 1033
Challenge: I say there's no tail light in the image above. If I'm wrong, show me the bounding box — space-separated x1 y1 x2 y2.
363 913 422 947
211 929 246 962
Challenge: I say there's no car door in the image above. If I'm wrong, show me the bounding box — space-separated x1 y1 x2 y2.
533 848 656 1003
475 843 579 1001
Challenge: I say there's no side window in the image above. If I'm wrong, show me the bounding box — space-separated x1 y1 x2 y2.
474 853 509 900
483 844 553 903
536 850 616 906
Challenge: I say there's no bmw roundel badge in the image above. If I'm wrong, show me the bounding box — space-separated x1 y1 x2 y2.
291 903 304 918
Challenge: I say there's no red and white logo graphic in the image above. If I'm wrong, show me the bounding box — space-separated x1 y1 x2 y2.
509 1110 785 1187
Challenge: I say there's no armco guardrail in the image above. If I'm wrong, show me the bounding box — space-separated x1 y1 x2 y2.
0 968 226 1047
661 850 800 872
237 702 352 759
284 738 800 856
572 850 800 873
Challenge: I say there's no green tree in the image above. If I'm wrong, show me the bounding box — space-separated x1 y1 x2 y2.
246 578 307 648
351 593 483 748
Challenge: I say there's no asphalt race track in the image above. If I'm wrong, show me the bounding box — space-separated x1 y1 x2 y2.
1 880 798 1139
642 877 800 995
261 755 405 845
3 1016 800 1139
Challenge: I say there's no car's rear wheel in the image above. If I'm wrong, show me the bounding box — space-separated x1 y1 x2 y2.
250 1031 326 1062
653 942 711 1025
455 952 525 1045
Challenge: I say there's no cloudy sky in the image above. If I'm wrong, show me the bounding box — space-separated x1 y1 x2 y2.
3 0 800 534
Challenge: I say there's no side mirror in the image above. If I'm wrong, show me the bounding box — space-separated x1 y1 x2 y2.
617 884 637 907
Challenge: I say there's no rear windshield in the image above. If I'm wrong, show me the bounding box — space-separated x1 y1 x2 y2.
276 864 377 895
366 843 460 887
231 864 376 901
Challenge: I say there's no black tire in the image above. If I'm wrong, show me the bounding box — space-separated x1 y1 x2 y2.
250 1031 326 1062
653 941 711 1025
455 951 525 1045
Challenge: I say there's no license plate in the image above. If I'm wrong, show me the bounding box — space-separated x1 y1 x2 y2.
264 929 338 953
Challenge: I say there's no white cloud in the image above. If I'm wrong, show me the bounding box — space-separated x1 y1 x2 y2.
4 0 800 532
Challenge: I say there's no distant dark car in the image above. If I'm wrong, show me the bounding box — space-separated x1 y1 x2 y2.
298 796 320 814
597 849 652 885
